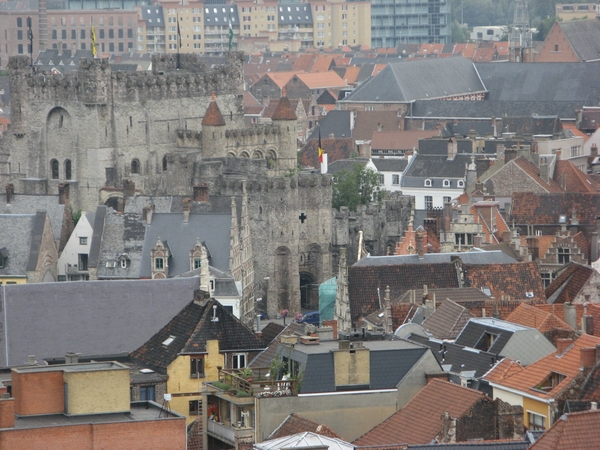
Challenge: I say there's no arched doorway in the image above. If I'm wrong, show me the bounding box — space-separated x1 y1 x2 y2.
299 271 316 311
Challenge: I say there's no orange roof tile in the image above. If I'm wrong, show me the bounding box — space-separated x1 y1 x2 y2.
483 358 525 384
341 66 361 85
455 43 478 59
519 235 556 260
529 409 600 450
545 262 596 304
295 71 348 89
292 54 315 72
353 379 490 446
513 157 565 193
372 64 387 76
201 99 226 126
493 41 510 56
472 47 497 62
264 71 299 88
471 202 510 244
418 43 445 55
562 122 589 141
505 303 573 333
371 130 440 151
553 160 600 193
484 334 600 401
309 55 334 73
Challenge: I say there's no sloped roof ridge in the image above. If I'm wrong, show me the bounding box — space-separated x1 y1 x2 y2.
389 63 408 104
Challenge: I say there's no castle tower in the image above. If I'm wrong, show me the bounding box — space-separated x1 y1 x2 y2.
239 180 255 325
334 247 352 332
201 93 227 158
270 90 298 172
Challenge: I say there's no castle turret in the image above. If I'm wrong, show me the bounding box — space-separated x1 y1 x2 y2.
201 92 226 158
271 90 298 172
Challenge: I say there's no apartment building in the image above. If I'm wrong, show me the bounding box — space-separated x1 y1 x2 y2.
135 5 166 54
237 0 278 41
160 0 206 53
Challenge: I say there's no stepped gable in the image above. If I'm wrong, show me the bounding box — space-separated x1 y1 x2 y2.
201 93 226 126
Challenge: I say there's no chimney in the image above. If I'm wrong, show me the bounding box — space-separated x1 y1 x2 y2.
58 183 70 205
581 347 596 370
58 42 63 55
322 319 338 339
526 236 539 260
329 132 334 139
564 303 577 329
473 234 482 248
590 232 598 264
556 338 574 355
592 402 598 411
384 285 392 334
502 230 511 244
447 137 457 160
182 198 192 223
28 355 36 365
142 203 155 224
5 183 14 204
71 42 76 56
583 315 594 336
65 352 80 364
415 228 425 258
539 162 549 183
0 397 15 429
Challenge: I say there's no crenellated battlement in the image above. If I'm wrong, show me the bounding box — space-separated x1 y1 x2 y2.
7 52 244 108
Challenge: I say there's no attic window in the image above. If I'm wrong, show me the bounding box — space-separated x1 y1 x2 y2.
525 292 534 298
534 371 566 392
105 261 117 268
481 287 492 297
443 179 450 187
162 335 176 346
475 331 498 352
424 179 432 187
120 258 127 269
457 180 465 188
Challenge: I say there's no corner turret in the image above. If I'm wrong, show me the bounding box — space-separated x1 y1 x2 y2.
271 89 298 172
201 92 226 157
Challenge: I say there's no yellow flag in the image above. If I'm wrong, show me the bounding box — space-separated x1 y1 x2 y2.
91 23 97 57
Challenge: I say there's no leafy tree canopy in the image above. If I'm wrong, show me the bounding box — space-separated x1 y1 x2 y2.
332 164 384 212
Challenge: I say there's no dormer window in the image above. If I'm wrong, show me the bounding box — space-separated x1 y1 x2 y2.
443 179 450 187
120 258 127 269
0 248 7 269
193 257 201 269
424 179 432 187
155 257 164 270
457 180 465 188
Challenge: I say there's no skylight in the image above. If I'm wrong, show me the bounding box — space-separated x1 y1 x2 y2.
162 335 176 346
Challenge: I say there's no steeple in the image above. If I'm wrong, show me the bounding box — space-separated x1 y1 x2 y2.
271 88 297 121
201 92 226 126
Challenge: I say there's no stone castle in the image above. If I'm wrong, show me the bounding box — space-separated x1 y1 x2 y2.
0 52 412 322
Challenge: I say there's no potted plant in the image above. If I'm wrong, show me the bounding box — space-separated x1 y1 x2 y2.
240 367 253 382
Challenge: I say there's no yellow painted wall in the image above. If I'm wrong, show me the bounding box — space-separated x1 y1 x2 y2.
167 340 224 424
523 397 550 430
63 369 130 415
333 348 370 386
0 277 26 285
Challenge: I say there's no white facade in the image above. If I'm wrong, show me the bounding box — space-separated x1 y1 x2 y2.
379 171 404 192
57 212 93 281
400 185 464 209
470 26 507 42
537 136 587 171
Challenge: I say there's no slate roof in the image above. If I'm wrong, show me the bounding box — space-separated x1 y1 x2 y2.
201 99 226 126
131 298 264 373
445 120 495 138
0 193 65 242
505 303 572 333
140 5 163 22
407 333 499 379
397 287 493 304
341 57 486 103
259 322 285 346
249 322 305 368
354 250 517 267
463 261 546 302
418 138 477 155
268 413 342 440
371 158 409 172
510 157 564 193
277 3 313 25
0 214 37 277
327 158 368 175
421 299 473 340
559 19 600 62
306 110 352 140
204 4 238 27
545 262 597 305
529 409 600 450
353 379 490 446
371 130 439 151
502 115 561 136
348 262 460 320
454 318 556 366
0 277 199 368
509 192 600 226
34 49 95 74
483 334 600 401
401 153 471 187
274 339 432 394
139 212 231 277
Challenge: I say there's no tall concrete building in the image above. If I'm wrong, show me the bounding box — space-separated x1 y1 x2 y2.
370 0 451 47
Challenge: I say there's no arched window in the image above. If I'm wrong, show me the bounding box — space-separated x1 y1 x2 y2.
162 156 168 171
131 159 140 174
64 159 72 180
443 179 450 187
424 179 432 187
50 159 59 179
457 180 465 188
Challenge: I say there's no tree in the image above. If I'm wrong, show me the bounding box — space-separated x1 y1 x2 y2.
332 164 384 212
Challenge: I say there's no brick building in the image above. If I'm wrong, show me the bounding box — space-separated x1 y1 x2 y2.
0 361 187 449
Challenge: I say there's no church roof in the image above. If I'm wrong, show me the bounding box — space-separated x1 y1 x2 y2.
271 95 297 120
201 99 226 126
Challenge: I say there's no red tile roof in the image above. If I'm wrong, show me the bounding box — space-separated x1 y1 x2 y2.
483 358 525 384
271 96 297 121
545 262 596 304
300 138 355 168
341 66 361 85
529 409 600 450
510 192 600 226
295 71 348 89
471 202 509 244
484 334 600 401
201 99 226 126
421 299 473 339
353 379 490 446
512 157 564 193
269 413 342 440
553 160 600 193
463 261 546 302
505 303 573 333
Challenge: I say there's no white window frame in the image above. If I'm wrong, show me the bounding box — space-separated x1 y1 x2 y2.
443 179 450 187
457 180 465 188
424 179 432 187
232 353 246 369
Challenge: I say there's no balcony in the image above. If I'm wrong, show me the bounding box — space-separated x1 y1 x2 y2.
207 419 254 446
66 263 88 274
207 368 296 399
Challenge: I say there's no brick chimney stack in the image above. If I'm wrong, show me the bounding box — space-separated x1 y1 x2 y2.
415 227 425 258
182 198 192 223
556 338 574 355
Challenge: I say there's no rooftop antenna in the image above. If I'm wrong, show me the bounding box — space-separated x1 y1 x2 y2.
211 304 219 322
509 0 532 62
